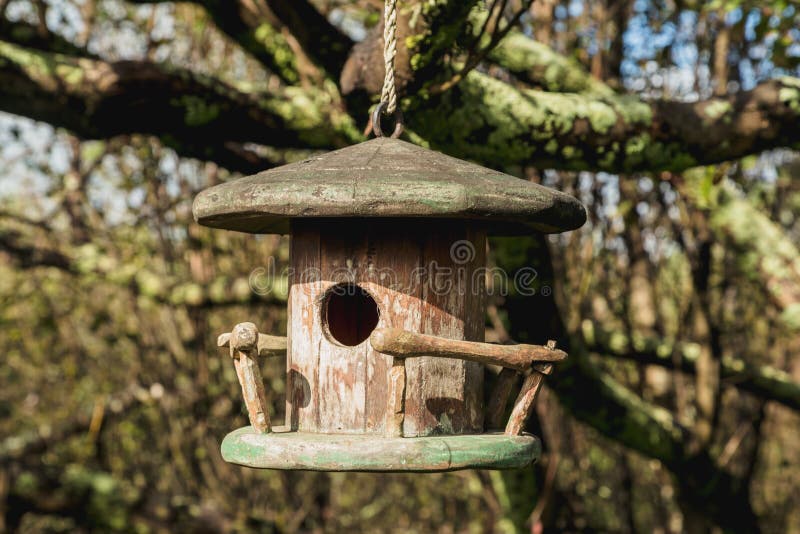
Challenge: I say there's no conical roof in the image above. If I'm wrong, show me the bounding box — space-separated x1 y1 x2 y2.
192 137 586 235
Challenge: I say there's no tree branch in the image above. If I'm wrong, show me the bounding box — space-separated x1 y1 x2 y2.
711 186 800 331
264 0 352 76
552 343 688 465
0 19 90 56
414 72 800 173
0 384 146 463
547 342 758 531
487 30 615 95
495 234 760 532
0 228 73 271
0 40 361 173
130 0 351 80
6 29 800 175
341 1 483 98
583 321 800 411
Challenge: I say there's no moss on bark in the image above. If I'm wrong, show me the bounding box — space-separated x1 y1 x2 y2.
711 186 800 331
0 39 361 173
412 71 800 173
488 31 614 95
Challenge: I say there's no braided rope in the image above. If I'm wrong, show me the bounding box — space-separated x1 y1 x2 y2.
381 0 398 114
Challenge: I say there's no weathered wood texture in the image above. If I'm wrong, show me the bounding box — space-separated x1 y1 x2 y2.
193 138 586 235
287 220 485 436
218 332 287 357
386 359 406 437
485 368 519 430
220 323 272 433
369 328 568 371
408 224 485 436
221 426 540 472
505 365 552 436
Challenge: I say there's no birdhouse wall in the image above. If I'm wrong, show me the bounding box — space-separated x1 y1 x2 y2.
287 219 486 436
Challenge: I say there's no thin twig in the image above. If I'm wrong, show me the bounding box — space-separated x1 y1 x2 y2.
430 0 531 95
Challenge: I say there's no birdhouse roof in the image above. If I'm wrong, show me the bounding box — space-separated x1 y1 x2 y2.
192 137 586 235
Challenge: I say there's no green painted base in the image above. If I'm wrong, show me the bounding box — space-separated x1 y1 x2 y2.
221 426 541 472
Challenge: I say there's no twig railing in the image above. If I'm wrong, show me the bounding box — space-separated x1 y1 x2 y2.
216 324 566 437
369 328 565 436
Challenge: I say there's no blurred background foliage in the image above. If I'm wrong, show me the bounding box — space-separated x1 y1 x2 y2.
1 0 800 532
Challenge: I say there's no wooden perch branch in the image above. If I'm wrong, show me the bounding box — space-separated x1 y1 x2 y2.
369 328 567 372
502 342 557 435
385 359 406 438
485 368 519 429
217 331 287 358
505 365 551 436
217 322 275 433
370 329 564 434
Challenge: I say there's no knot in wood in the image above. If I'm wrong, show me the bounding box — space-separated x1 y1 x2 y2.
231 322 259 353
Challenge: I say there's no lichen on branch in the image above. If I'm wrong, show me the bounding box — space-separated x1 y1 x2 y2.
0 39 361 173
487 30 615 95
412 71 800 173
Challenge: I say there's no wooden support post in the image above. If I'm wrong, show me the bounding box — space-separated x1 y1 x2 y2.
485 368 519 430
218 322 273 433
369 328 567 372
385 358 406 437
504 340 558 436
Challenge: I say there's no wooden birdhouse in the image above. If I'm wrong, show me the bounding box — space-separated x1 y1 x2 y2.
193 137 586 471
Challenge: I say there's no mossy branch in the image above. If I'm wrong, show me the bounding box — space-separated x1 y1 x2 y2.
0 40 361 174
583 321 800 411
488 30 615 95
340 1 484 98
130 0 352 80
5 25 800 175
414 72 800 173
551 343 688 465
0 384 148 463
0 19 91 57
711 186 800 331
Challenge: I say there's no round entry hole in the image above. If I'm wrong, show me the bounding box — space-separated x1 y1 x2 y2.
323 284 380 346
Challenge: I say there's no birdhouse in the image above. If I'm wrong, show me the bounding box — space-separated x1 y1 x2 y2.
193 137 585 471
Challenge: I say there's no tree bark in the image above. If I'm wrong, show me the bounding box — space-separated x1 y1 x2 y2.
0 40 360 173
487 30 615 94
3 35 800 174
415 72 800 174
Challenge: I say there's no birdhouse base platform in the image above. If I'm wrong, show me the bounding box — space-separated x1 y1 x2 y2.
221 426 541 472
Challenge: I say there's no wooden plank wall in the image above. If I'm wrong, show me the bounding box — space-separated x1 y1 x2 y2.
287 219 485 436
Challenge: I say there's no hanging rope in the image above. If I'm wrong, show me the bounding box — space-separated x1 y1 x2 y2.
381 0 398 114
372 0 403 138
